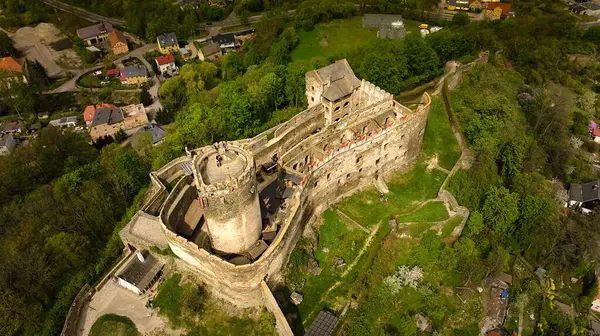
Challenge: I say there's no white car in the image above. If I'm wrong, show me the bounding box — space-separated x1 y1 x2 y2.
100 81 110 85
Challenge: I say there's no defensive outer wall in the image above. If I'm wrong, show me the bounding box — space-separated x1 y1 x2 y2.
122 60 431 308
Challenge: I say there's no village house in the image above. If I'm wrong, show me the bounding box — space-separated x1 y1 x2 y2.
0 56 27 83
120 65 148 85
2 121 23 134
84 104 117 126
88 103 150 140
157 32 179 54
89 105 124 140
484 3 514 19
568 181 600 214
120 103 149 129
211 33 239 52
447 0 470 10
109 30 129 55
199 42 222 61
76 22 114 46
155 54 178 75
570 2 600 17
0 134 16 155
49 116 78 128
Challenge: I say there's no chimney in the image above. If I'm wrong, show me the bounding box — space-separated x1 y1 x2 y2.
136 251 145 263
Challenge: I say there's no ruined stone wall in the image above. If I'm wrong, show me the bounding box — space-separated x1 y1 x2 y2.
161 94 430 307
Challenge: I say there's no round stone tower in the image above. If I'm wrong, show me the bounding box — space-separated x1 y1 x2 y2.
193 143 262 255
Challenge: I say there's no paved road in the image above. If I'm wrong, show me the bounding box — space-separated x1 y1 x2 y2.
77 281 166 336
48 43 157 93
41 0 126 26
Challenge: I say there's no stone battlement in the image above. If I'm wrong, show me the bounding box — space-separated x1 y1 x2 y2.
124 59 431 307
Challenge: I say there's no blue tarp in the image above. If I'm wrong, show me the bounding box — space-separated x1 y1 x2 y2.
500 289 509 299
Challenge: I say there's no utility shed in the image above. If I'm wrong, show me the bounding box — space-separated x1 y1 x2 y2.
362 14 407 39
116 251 164 295
305 310 340 336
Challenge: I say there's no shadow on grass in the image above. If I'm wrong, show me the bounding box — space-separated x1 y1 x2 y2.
272 284 306 335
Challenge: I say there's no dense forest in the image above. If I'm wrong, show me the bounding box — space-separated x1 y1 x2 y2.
0 0 600 334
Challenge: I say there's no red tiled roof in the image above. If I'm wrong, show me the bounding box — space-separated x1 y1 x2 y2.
593 128 600 137
109 30 127 48
0 57 23 73
84 104 116 122
486 2 512 15
106 68 120 77
155 54 175 66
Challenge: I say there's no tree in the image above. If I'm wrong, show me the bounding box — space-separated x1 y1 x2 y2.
583 26 600 45
452 12 470 27
140 87 153 106
0 78 39 116
114 129 128 143
482 186 520 235
0 31 17 57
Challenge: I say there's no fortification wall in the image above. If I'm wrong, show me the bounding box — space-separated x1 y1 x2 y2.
162 94 430 307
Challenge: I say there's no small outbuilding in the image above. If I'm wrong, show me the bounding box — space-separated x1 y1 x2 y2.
116 250 165 295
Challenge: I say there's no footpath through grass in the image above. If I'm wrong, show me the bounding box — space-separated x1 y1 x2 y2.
336 163 447 226
89 314 140 336
153 273 276 336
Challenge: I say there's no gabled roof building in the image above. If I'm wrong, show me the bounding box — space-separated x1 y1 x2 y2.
568 181 600 214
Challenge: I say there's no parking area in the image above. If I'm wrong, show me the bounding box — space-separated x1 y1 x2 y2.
12 23 82 77
77 281 167 336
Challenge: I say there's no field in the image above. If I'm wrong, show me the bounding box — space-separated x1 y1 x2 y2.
153 274 276 336
290 16 378 67
89 314 140 336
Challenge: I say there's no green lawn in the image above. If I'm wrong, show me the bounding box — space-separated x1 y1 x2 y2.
154 273 276 335
422 96 462 171
89 314 140 336
397 201 449 223
290 16 378 67
441 216 464 238
78 74 123 89
336 163 447 226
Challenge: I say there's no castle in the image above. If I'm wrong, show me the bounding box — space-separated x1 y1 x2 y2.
120 59 431 307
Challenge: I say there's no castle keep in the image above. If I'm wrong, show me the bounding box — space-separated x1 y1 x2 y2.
120 59 431 306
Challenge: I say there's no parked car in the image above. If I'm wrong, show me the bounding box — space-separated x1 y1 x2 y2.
100 81 110 86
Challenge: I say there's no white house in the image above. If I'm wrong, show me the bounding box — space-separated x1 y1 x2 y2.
49 116 78 128
155 54 178 76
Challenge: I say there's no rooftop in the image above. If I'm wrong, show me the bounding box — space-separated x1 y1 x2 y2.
77 22 114 40
212 33 236 45
121 65 147 79
362 14 404 27
109 30 127 48
157 32 178 48
84 104 116 122
90 106 124 127
313 59 361 102
117 251 164 291
155 54 176 65
132 124 166 145
201 42 221 57
0 134 14 147
49 116 77 127
0 56 23 73
569 181 600 203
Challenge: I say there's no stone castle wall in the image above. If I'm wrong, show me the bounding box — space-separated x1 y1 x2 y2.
156 91 430 306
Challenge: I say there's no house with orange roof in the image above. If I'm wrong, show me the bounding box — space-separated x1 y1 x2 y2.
84 104 117 126
0 56 27 83
109 30 129 55
484 2 514 20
